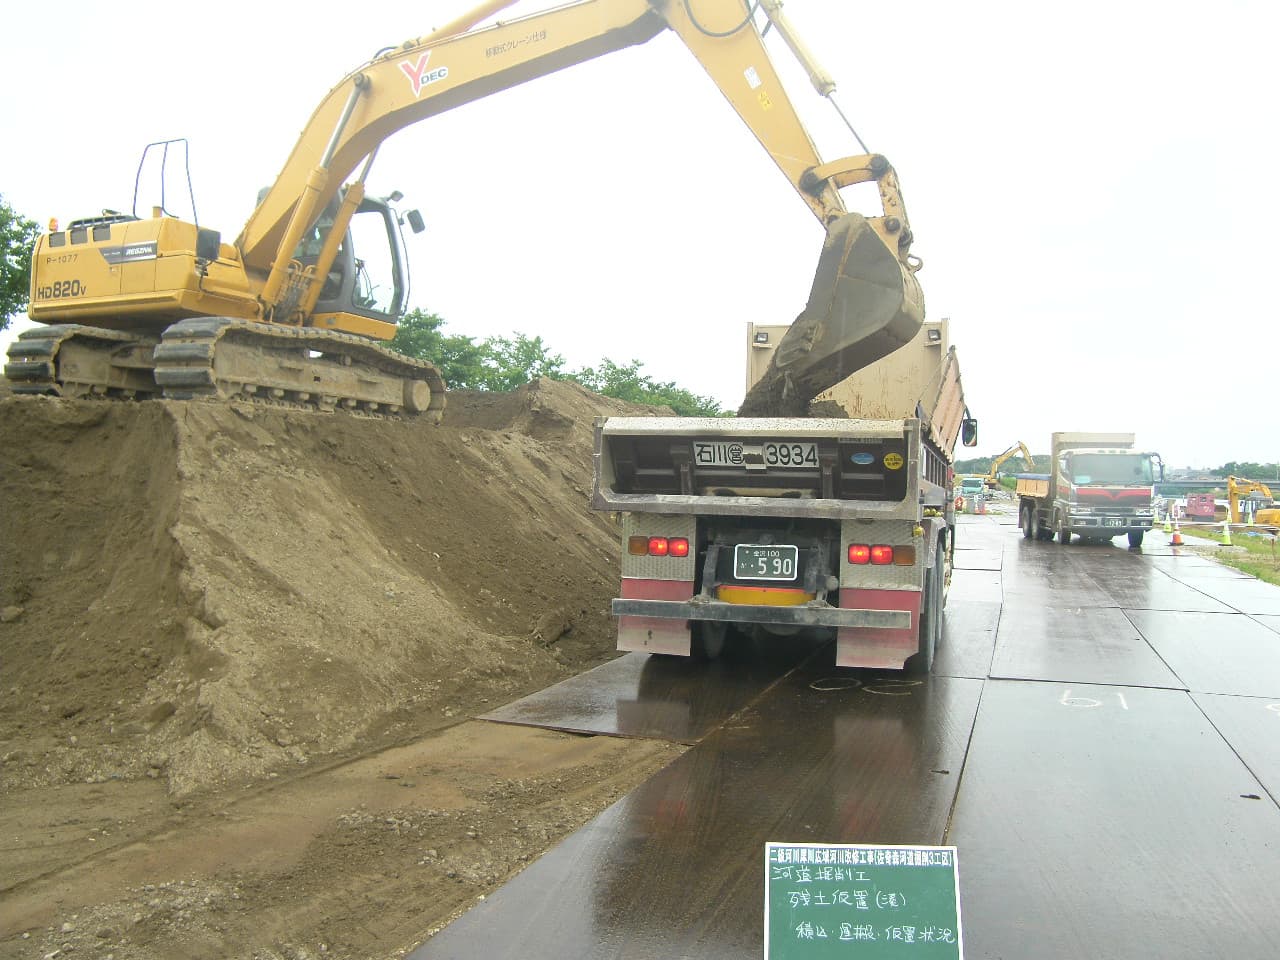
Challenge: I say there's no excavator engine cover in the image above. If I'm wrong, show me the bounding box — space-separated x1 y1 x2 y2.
739 212 924 417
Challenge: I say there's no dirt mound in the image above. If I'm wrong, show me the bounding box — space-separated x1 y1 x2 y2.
0 379 654 796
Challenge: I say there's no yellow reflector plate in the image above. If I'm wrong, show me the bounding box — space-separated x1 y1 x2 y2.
717 585 815 607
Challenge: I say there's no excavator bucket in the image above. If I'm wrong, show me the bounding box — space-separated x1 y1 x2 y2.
739 212 925 416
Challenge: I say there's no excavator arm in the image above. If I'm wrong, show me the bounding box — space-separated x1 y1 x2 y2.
239 0 924 410
240 0 852 275
986 442 1036 487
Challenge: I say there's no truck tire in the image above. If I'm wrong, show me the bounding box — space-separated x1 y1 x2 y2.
905 549 944 675
1028 508 1041 540
1057 516 1071 544
1128 530 1145 549
691 621 727 661
1021 503 1033 539
1033 510 1052 541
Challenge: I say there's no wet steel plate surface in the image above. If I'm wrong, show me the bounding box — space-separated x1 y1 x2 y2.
949 680 1280 959
1193 692 1280 801
952 548 1002 571
414 516 1280 960
478 641 815 743
933 599 999 679
1165 575 1280 615
414 669 982 960
1125 609 1280 697
948 568 1002 603
991 604 1184 688
1086 566 1234 612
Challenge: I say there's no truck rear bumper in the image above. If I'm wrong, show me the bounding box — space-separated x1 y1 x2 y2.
611 597 909 630
1068 517 1153 534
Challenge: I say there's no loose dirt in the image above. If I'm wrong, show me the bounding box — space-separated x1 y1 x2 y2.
0 380 685 959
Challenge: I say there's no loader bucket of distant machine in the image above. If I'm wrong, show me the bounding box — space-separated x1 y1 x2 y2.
739 212 925 416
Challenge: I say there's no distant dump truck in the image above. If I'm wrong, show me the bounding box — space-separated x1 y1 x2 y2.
1017 432 1162 548
592 320 976 673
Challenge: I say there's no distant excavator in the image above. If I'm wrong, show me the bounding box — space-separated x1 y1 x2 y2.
6 0 923 420
985 441 1037 489
1227 476 1280 527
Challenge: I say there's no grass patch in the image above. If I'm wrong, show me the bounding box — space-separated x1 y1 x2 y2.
1181 524 1280 587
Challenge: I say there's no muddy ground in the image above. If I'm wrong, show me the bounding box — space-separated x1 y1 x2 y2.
0 380 685 959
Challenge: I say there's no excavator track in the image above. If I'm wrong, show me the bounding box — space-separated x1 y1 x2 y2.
152 318 446 421
4 320 447 421
4 324 162 399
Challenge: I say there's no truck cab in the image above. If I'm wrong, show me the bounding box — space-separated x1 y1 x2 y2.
1018 433 1161 548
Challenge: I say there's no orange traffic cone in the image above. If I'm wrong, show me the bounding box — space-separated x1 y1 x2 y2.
1171 517 1183 546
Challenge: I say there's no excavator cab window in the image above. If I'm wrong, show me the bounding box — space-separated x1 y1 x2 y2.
309 196 410 322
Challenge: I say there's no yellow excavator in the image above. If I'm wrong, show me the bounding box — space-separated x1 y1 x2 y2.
1227 476 1280 526
5 0 924 418
985 441 1036 489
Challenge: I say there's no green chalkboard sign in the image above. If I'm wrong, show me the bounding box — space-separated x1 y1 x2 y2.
764 842 962 959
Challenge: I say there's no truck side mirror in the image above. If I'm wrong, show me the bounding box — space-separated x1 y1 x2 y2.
961 417 978 447
406 209 425 234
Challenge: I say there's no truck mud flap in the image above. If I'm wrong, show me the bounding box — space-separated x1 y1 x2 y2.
612 598 909 631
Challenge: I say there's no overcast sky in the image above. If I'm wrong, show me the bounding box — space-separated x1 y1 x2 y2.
3 0 1277 468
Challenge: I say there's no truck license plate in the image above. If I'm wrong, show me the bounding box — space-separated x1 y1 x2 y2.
693 441 818 468
1104 518 1124 528
734 544 799 581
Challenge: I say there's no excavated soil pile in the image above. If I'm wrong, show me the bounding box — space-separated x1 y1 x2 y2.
0 379 654 797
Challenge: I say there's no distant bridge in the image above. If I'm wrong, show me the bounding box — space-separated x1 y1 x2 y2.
1157 479 1226 496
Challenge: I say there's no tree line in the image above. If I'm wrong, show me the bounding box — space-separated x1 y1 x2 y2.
388 309 724 416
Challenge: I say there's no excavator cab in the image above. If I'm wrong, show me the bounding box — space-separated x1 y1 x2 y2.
302 194 423 326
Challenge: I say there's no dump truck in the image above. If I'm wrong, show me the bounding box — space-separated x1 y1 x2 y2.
1017 432 1162 548
592 318 977 673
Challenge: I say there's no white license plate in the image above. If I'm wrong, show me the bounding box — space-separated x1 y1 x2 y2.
1104 518 1125 527
693 441 818 468
734 544 799 581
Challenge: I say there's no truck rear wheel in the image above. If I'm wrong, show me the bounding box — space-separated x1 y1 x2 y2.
1128 530 1145 549
1021 503 1033 538
906 549 944 675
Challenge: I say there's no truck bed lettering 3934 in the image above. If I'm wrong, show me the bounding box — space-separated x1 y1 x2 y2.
692 441 819 468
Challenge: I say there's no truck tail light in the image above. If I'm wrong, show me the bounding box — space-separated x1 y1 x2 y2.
628 536 690 558
849 544 910 565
